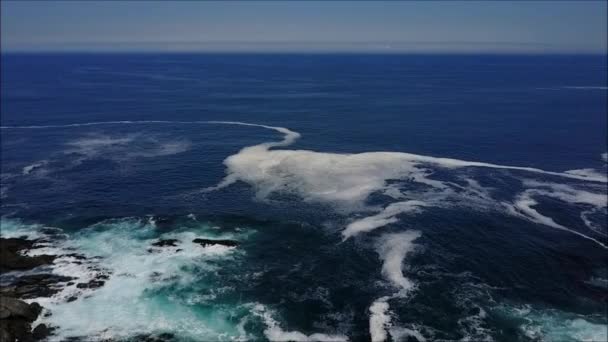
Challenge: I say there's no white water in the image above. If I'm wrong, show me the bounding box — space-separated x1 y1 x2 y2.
369 231 422 342
499 304 608 342
1 218 250 341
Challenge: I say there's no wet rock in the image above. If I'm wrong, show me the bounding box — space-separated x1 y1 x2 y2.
32 323 54 340
76 279 105 289
61 253 87 260
151 239 180 247
0 238 56 272
0 297 40 321
0 296 43 342
192 238 238 248
1 274 75 299
132 332 176 342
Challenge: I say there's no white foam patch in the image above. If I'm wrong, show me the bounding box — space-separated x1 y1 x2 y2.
564 168 607 181
368 231 422 342
500 304 608 342
376 231 421 292
389 327 427 342
581 207 607 236
369 297 391 342
1 218 248 341
65 133 191 161
2 121 606 246
22 160 49 175
602 152 608 163
508 181 607 248
342 201 427 239
252 304 348 342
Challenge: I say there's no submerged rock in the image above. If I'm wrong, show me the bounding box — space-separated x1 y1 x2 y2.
150 216 177 230
132 332 176 342
151 239 180 247
192 238 238 248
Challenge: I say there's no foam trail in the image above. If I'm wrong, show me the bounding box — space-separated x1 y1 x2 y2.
343 201 427 240
369 231 422 342
376 231 421 292
509 183 607 248
2 120 604 182
4 120 606 248
369 297 391 342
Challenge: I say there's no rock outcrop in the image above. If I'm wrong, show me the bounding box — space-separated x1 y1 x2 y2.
0 238 55 272
0 296 48 342
192 238 238 247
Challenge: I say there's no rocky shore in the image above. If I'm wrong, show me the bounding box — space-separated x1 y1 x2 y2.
0 223 239 341
0 237 56 341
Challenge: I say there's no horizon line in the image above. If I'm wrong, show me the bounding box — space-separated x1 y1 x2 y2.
2 41 606 55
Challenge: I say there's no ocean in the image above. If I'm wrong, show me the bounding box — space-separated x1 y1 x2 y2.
1 53 606 341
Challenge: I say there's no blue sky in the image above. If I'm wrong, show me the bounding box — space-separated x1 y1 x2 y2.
2 1 606 53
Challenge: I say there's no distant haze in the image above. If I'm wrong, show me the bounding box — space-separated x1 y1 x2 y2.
2 1 606 53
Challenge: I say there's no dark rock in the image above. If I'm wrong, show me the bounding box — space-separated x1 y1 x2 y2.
0 326 11 342
0 319 30 342
0 296 44 342
61 253 87 260
32 323 54 340
97 274 110 280
192 238 238 248
0 296 40 321
28 303 42 319
76 279 105 289
0 238 56 272
66 296 77 303
132 332 176 342
151 239 180 247
1 274 75 299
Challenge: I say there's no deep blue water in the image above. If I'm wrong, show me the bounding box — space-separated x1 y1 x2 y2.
1 54 607 341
